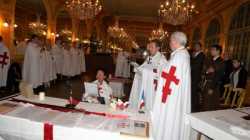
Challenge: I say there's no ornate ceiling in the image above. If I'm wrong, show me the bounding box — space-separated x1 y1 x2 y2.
13 0 222 46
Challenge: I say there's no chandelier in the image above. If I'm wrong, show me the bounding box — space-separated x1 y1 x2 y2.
108 18 128 39
149 23 168 41
29 20 47 36
60 29 72 37
65 0 102 20
158 0 198 25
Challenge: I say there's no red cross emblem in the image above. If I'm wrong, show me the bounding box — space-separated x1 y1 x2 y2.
0 52 9 68
161 66 180 103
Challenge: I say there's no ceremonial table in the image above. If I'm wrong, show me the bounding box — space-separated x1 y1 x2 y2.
0 95 150 140
188 109 250 140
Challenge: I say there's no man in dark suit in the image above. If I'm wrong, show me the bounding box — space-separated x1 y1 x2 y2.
191 42 205 112
202 45 225 111
231 59 248 89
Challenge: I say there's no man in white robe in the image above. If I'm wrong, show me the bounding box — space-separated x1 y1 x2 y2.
129 40 167 111
70 47 80 76
62 44 72 77
152 31 191 140
79 47 86 73
22 35 42 88
115 51 130 78
52 40 63 75
0 36 10 87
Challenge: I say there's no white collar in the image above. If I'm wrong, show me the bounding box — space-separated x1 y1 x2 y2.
171 46 185 56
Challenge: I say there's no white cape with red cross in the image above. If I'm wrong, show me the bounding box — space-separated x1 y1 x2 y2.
152 47 191 140
0 43 10 87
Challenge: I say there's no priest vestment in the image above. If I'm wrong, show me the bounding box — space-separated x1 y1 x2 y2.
115 51 130 78
71 47 80 76
22 42 42 88
129 51 167 111
0 42 10 87
79 48 86 73
152 47 191 140
62 48 72 77
52 44 63 74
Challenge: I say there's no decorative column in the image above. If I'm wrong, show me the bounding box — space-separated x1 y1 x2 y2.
43 0 60 46
85 19 94 39
71 17 80 43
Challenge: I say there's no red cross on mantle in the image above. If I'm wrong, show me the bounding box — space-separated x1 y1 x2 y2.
161 66 180 103
0 52 9 68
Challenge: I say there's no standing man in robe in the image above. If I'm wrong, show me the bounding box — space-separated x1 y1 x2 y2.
52 39 63 76
0 36 10 88
22 35 42 88
129 39 167 111
62 43 72 78
79 44 86 73
115 50 130 78
191 42 205 112
152 32 191 140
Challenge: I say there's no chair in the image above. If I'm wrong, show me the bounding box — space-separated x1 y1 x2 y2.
222 84 233 105
231 88 246 108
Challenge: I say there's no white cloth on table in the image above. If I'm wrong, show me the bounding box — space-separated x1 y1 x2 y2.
115 51 130 78
0 95 150 140
0 42 10 87
129 51 167 111
189 109 250 140
22 42 41 88
152 47 191 140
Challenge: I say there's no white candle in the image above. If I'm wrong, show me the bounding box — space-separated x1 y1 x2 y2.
39 92 45 101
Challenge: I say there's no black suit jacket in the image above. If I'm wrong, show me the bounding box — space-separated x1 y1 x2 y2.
191 52 205 85
236 68 248 88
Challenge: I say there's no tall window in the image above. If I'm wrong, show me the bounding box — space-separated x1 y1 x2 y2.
192 27 201 47
227 1 250 70
205 18 221 48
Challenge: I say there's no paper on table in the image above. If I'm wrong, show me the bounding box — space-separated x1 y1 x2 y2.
31 109 64 122
7 106 46 120
51 112 82 127
76 115 111 130
84 82 98 96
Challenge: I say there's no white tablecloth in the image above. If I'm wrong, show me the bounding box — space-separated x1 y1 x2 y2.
188 109 250 140
0 95 150 140
110 81 125 98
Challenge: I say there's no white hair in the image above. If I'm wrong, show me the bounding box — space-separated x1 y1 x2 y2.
170 31 187 47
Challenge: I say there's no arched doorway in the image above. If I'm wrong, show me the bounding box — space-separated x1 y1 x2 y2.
227 1 250 70
205 18 221 49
